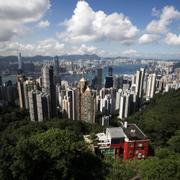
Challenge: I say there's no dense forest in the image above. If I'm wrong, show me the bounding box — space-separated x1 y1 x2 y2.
0 89 180 180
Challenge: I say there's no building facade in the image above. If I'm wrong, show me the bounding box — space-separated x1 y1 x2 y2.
81 87 96 123
84 123 150 160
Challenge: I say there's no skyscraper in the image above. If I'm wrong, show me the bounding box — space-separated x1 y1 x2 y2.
42 65 57 118
0 81 18 107
175 68 180 82
81 87 96 123
23 78 39 109
54 56 59 76
18 52 23 74
108 66 113 76
118 91 134 119
6 85 17 106
105 66 113 88
119 95 125 119
96 68 103 88
62 96 70 118
146 73 156 100
113 75 123 89
134 68 145 108
53 56 61 84
105 76 113 88
74 87 81 120
28 90 38 121
17 75 27 109
36 92 50 122
28 90 51 122
100 94 112 115
78 77 87 94
62 88 75 120
74 78 87 121
73 77 97 123
135 68 145 99
115 89 123 110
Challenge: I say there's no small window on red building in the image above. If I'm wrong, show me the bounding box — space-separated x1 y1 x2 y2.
138 153 142 158
129 143 134 147
137 143 143 147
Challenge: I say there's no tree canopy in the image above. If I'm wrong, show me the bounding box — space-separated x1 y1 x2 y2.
0 89 180 179
128 89 180 147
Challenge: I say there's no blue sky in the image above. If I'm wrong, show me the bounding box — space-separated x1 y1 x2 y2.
0 0 180 58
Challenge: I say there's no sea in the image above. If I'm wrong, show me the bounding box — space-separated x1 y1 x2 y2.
1 64 146 84
62 64 146 84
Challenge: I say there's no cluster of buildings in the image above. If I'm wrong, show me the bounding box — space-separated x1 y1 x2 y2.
17 65 57 121
148 61 180 93
15 52 180 124
160 69 180 92
17 65 153 124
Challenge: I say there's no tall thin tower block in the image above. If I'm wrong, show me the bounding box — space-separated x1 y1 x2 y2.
18 52 23 74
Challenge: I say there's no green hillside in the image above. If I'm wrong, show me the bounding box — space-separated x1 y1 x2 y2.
0 89 180 179
128 89 180 147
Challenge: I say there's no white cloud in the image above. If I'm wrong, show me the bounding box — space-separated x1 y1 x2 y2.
165 33 180 45
0 0 50 41
71 44 108 56
37 20 50 28
139 34 160 44
58 1 139 43
122 49 138 56
0 39 65 56
146 6 180 33
0 40 108 57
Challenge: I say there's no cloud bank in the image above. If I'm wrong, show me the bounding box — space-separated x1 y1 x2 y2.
58 1 139 44
0 0 50 41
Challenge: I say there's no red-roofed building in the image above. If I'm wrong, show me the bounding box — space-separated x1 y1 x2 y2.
85 122 150 160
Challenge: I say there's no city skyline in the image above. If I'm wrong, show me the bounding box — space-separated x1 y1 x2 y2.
0 0 180 59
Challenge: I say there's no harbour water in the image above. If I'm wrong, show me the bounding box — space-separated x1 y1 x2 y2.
1 74 17 84
62 64 146 84
1 64 146 84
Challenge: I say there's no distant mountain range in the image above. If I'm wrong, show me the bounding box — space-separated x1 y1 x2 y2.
0 54 178 62
0 54 101 62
